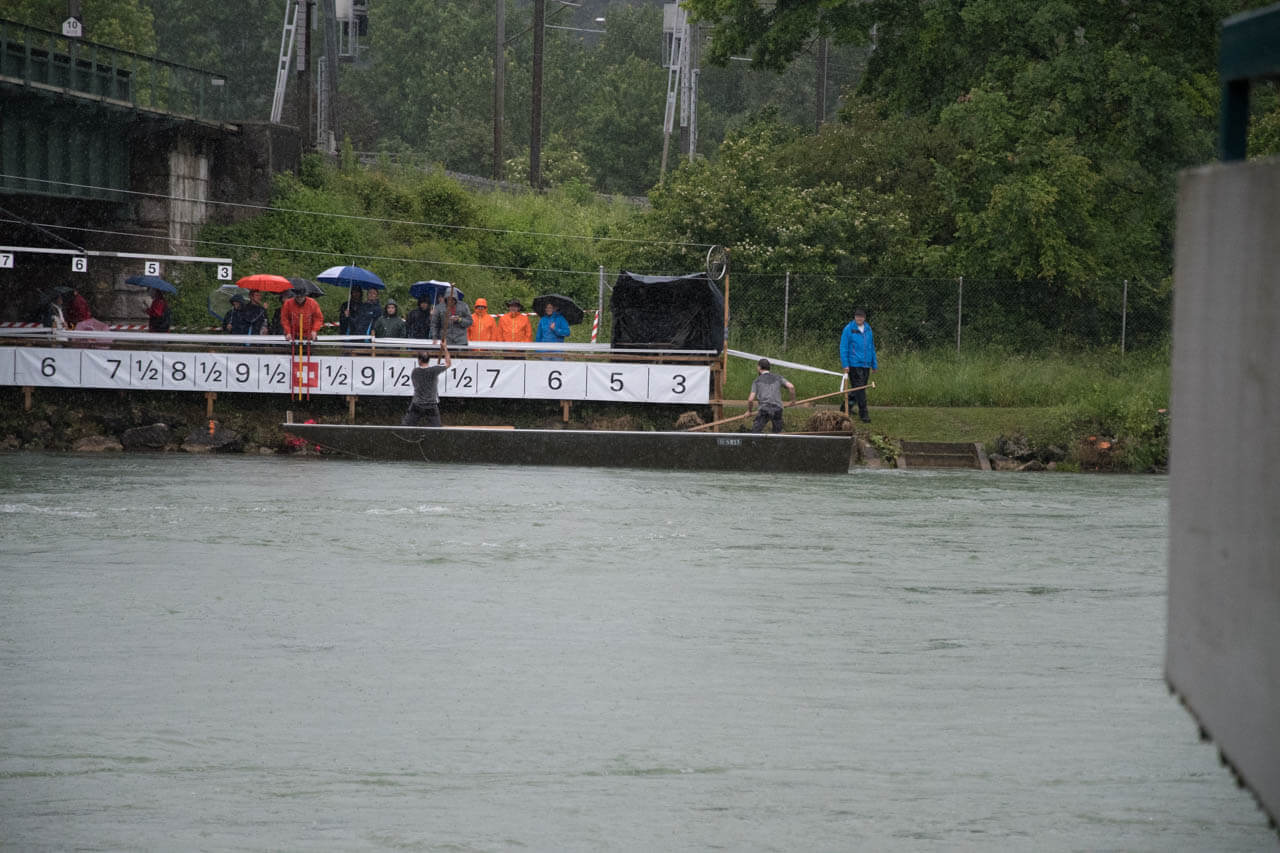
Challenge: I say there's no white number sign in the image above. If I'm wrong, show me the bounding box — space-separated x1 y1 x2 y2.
82 352 133 388
216 265 233 281
15 349 81 387
194 355 228 391
0 253 13 269
585 363 647 402
144 261 160 276
71 256 88 273
523 362 586 400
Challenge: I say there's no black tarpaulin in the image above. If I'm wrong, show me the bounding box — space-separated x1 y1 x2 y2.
610 271 725 352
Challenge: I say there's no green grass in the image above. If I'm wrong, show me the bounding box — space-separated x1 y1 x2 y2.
725 335 1169 410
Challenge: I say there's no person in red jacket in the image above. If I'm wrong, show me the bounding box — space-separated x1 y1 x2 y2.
147 290 171 332
280 287 324 340
65 288 92 326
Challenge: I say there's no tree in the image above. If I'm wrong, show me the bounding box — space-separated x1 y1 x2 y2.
6 0 156 53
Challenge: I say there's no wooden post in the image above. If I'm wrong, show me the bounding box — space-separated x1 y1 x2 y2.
204 391 216 417
560 399 570 423
346 394 357 423
22 386 32 412
711 364 724 429
717 255 731 431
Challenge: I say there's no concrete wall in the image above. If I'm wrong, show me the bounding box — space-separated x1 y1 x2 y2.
1168 157 1280 828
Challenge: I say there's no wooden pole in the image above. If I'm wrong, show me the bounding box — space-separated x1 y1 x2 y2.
205 391 216 417
717 255 730 431
689 383 874 432
346 394 357 423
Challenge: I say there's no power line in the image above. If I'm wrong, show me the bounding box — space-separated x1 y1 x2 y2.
0 174 709 249
0 218 681 278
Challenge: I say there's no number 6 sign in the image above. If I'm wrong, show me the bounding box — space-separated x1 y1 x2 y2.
71 256 88 273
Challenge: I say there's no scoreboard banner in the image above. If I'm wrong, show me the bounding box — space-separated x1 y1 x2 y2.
0 347 711 405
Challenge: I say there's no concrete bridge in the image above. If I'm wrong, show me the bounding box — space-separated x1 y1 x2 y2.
0 19 302 322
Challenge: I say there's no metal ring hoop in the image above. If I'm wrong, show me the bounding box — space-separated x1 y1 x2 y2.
705 245 728 281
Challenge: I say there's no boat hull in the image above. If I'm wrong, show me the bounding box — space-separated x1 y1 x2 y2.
282 424 853 474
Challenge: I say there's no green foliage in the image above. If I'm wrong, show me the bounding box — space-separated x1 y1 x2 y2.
6 0 156 53
184 158 636 335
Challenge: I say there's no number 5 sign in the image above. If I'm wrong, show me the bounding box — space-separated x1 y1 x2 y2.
144 261 160 276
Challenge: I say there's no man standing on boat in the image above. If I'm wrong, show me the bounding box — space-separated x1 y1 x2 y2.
402 341 452 427
746 358 796 433
840 307 877 423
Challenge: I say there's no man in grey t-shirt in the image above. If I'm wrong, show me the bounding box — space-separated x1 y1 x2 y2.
746 358 796 433
402 341 452 427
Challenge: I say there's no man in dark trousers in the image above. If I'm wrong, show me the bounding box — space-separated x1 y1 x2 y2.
402 341 452 427
746 358 796 433
839 307 877 423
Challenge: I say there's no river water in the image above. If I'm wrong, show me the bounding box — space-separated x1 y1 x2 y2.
0 453 1273 851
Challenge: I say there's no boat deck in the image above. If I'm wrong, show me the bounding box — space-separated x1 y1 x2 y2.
282 423 854 474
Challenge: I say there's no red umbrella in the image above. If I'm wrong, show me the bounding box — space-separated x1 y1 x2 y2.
237 274 294 293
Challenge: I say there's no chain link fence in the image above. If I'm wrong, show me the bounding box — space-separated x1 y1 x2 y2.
715 272 1171 356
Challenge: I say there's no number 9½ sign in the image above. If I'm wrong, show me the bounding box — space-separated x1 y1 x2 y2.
144 261 160 276
71 256 88 273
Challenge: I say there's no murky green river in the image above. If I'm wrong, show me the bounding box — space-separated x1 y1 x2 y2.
0 454 1273 850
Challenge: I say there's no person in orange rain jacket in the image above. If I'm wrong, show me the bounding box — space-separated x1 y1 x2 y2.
496 298 533 343
468 297 499 342
280 286 325 340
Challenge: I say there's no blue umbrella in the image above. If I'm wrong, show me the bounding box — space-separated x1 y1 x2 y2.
125 275 178 294
316 265 385 290
409 280 465 304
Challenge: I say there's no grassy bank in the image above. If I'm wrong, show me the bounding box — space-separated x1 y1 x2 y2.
721 340 1169 470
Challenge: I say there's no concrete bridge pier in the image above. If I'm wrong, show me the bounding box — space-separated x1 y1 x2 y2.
1168 155 1280 829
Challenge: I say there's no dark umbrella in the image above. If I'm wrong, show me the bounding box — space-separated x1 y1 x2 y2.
125 275 178 294
409 280 465 304
287 277 324 297
316 265 385 290
38 285 73 306
532 293 584 325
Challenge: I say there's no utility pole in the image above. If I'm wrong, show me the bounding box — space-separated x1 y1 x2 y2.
815 36 828 132
659 3 687 181
493 0 505 181
530 0 544 189
297 0 313 140
319 0 340 151
678 18 692 158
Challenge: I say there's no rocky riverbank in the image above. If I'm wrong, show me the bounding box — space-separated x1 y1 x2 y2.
0 388 1142 471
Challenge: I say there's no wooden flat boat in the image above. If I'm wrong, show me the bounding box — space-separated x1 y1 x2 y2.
282 423 853 474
